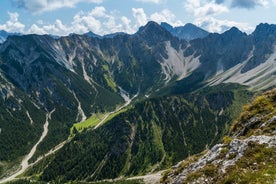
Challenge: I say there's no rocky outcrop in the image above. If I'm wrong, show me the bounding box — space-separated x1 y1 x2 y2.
162 89 276 184
165 134 276 184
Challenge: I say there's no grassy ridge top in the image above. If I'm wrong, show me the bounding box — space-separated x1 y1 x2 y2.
162 88 276 184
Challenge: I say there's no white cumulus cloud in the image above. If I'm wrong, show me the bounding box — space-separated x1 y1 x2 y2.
136 0 164 4
71 11 102 34
231 0 269 8
0 12 25 33
22 6 188 36
132 8 148 28
12 0 103 13
150 9 183 26
184 0 254 33
194 16 254 33
28 24 47 34
26 6 137 35
28 19 71 35
89 6 108 17
185 0 229 17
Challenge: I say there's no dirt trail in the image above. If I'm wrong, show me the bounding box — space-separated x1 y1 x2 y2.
0 91 138 183
127 170 164 184
0 109 55 184
33 93 138 166
94 93 138 129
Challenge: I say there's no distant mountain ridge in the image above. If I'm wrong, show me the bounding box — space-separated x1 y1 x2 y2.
0 21 275 183
160 22 210 41
83 22 209 41
0 30 21 43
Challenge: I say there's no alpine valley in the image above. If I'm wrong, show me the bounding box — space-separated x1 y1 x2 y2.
0 21 275 184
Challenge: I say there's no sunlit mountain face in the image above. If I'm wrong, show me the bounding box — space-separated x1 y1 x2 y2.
0 20 275 183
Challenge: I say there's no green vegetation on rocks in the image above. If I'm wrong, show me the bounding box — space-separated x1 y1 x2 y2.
162 88 276 184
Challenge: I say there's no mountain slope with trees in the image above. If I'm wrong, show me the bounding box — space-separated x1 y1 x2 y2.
0 21 275 182
162 88 276 184
22 84 252 183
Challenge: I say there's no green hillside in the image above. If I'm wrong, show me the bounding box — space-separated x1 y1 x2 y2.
162 88 276 184
24 84 252 183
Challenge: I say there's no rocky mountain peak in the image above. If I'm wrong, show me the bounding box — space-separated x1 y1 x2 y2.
83 31 101 38
160 22 174 32
0 30 21 44
161 22 209 41
135 21 174 45
252 23 276 44
0 30 8 37
253 23 276 36
221 26 246 39
137 21 170 36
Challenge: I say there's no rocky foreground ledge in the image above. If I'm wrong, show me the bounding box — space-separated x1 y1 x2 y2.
162 89 276 184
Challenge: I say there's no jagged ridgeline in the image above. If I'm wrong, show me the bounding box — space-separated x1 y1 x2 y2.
0 21 275 183
23 84 252 182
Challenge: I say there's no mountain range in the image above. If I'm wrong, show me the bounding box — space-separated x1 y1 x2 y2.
160 22 209 41
0 21 275 183
0 30 21 44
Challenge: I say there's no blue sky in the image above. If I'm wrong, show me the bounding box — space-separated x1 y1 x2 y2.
0 0 275 36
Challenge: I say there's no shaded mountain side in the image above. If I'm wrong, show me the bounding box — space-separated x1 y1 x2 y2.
167 24 276 94
23 84 252 183
0 21 275 181
162 88 276 184
161 22 209 41
0 30 21 44
0 35 124 170
2 22 275 99
242 23 276 73
0 89 45 162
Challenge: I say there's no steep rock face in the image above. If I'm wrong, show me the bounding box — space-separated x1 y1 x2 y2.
208 24 276 91
242 23 276 73
0 34 124 168
0 22 276 181
192 27 252 74
163 89 276 184
1 22 276 98
0 22 188 169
